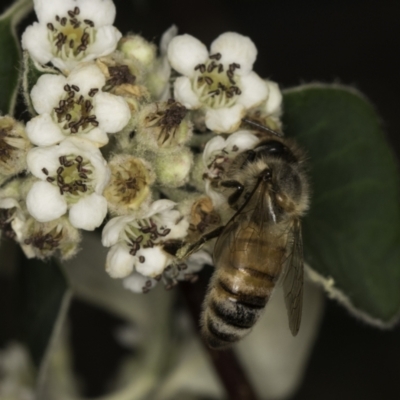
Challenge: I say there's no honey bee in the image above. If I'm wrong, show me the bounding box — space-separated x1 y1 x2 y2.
180 128 309 349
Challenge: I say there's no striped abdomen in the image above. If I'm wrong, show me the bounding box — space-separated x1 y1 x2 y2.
201 228 286 349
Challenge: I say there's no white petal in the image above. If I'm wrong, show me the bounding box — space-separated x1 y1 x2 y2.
77 0 117 26
86 26 122 59
30 74 67 114
51 57 81 73
135 247 169 277
205 180 226 208
26 181 67 222
67 63 106 94
26 114 65 146
12 217 27 243
106 244 135 278
33 0 76 23
167 217 189 240
187 250 213 273
94 93 131 133
205 104 245 133
79 127 109 147
174 76 202 109
203 135 226 165
225 130 259 152
237 72 269 108
210 32 257 76
168 34 208 77
102 215 135 247
160 25 178 55
0 197 19 210
27 146 62 178
144 199 176 218
265 80 283 116
69 193 108 230
123 272 157 293
21 24 52 65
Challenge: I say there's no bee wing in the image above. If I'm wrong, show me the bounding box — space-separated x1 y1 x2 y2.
282 219 304 336
214 180 273 264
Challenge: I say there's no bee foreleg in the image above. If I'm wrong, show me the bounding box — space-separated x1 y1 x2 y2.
177 225 225 259
221 180 244 206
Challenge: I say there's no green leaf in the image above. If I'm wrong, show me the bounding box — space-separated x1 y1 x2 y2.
283 84 400 322
0 0 33 115
17 252 70 368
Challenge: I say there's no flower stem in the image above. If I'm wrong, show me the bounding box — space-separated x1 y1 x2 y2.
180 269 260 400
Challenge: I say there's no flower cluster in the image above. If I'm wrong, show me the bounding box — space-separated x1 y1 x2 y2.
0 0 284 292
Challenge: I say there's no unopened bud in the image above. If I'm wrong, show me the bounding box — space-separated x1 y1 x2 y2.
118 35 157 67
154 147 193 187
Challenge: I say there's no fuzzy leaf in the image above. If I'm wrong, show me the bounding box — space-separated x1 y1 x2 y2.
0 0 32 115
17 253 70 368
283 84 400 322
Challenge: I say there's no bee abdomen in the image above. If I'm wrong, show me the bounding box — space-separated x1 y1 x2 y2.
201 278 270 349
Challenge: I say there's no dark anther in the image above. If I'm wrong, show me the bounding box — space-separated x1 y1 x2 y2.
55 15 60 21
69 40 74 48
60 17 67 26
218 64 224 73
139 256 145 263
209 53 222 60
209 89 221 97
42 168 49 175
204 77 213 85
68 10 75 18
207 62 217 72
74 7 80 15
75 156 83 163
57 166 64 174
88 88 99 97
146 280 152 287
46 177 55 183
84 19 94 27
47 23 54 31
71 85 80 92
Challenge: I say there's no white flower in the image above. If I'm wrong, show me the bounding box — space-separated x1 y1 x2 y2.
203 130 259 178
203 130 259 206
168 32 269 133
26 137 110 230
102 199 189 279
21 0 122 73
26 63 131 147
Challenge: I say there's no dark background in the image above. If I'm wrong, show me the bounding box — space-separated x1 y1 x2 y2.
1 0 400 399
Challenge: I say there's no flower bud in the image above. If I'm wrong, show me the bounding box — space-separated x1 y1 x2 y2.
154 147 193 187
118 35 157 67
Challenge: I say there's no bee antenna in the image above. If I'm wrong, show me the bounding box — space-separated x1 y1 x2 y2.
242 118 284 138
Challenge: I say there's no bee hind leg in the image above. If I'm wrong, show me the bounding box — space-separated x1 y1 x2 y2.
177 225 225 259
